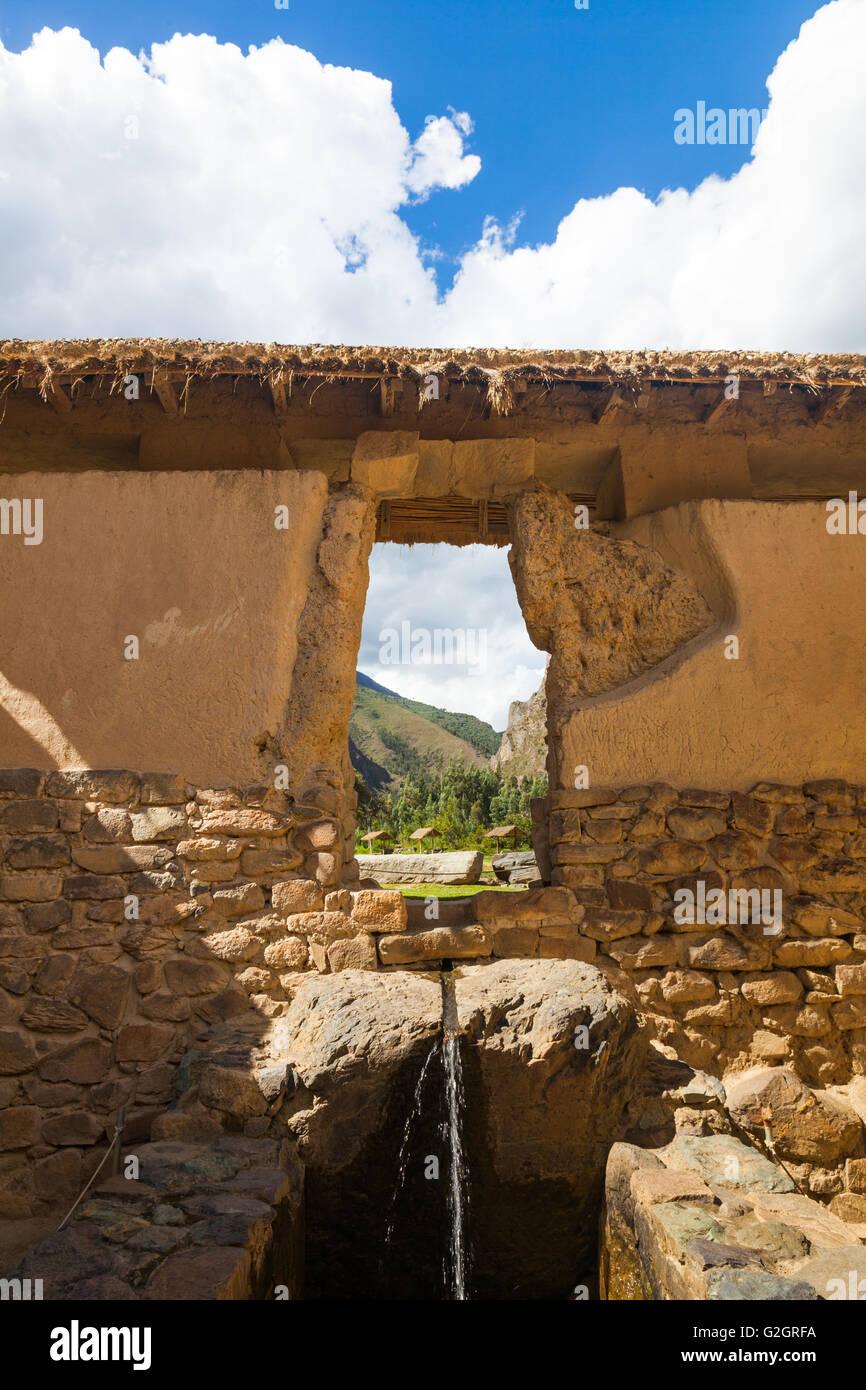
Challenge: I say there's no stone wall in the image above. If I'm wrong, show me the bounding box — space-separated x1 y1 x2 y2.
485 779 866 1088
0 766 390 1212
5 764 866 1209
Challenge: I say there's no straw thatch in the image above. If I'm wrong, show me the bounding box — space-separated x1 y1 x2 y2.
2 339 864 415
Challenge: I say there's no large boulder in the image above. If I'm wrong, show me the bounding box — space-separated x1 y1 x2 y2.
453 957 647 1297
492 851 541 885
361 851 482 885
276 970 441 1171
724 1066 863 1166
274 969 444 1298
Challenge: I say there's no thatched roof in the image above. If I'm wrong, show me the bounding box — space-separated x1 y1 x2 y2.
2 339 865 414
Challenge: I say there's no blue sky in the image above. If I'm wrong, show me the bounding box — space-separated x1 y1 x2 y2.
1 0 822 292
1 1 860 348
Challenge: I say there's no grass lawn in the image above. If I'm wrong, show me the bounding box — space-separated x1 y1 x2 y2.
395 882 526 899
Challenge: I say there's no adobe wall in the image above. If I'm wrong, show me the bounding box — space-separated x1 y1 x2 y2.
508 491 866 791
0 468 376 799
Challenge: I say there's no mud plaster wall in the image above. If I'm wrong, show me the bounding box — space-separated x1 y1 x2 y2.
508 492 866 791
0 469 355 787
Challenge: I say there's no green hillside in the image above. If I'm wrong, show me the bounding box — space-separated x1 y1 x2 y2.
350 672 500 791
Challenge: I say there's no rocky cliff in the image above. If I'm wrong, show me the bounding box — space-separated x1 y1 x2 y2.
491 669 548 780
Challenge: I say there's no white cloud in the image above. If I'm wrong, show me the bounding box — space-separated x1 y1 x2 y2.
358 544 546 729
441 0 866 350
0 27 467 340
405 113 480 196
1 2 864 349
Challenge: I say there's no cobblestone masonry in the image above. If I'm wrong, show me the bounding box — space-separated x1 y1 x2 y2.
2 769 866 1213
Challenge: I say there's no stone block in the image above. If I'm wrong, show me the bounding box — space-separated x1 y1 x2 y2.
38 1038 112 1084
659 970 716 1004
607 879 652 911
45 771 139 802
0 770 42 797
351 431 419 496
130 807 187 842
285 911 354 944
7 836 70 869
537 935 596 962
740 972 803 1006
115 1023 175 1062
41 1112 105 1146
638 842 707 876
415 439 452 494
139 773 187 805
836 963 866 996
0 873 62 902
211 883 266 919
550 788 617 810
163 958 228 995
554 843 625 866
327 933 377 972
350 888 407 934
630 1169 715 1206
1 800 58 828
177 837 243 862
775 938 851 968
0 1105 42 1150
199 809 289 837
452 437 534 499
581 906 646 942
750 783 805 805
272 884 323 917
688 937 771 971
730 792 774 836
666 808 727 842
607 936 677 969
262 937 309 970
377 924 491 964
492 927 539 957
72 845 173 873
241 847 303 877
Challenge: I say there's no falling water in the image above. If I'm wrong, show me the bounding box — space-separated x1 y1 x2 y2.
383 1042 438 1252
441 971 469 1300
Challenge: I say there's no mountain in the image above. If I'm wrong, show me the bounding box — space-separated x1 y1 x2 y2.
350 671 501 792
490 671 548 781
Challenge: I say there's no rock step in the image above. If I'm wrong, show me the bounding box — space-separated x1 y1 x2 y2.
601 1133 866 1302
12 1135 304 1300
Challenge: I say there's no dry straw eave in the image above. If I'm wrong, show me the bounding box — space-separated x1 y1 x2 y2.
1 339 865 415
